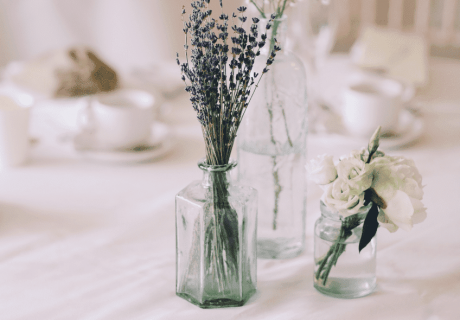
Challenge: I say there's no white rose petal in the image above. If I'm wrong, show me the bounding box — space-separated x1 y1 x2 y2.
371 155 426 233
323 178 366 217
306 154 337 185
410 198 427 224
336 156 373 194
380 190 414 232
401 177 424 200
372 164 397 200
377 211 399 233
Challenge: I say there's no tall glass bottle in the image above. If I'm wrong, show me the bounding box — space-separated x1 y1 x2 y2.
175 160 258 308
237 16 308 259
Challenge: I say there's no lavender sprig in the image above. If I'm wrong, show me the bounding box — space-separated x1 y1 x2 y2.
177 0 280 166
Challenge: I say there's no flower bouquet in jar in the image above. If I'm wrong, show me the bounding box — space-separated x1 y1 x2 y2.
307 127 427 298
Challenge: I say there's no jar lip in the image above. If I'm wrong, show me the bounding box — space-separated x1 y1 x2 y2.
320 201 373 219
198 158 237 172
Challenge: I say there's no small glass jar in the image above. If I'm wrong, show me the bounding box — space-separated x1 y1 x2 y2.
314 201 376 299
175 159 258 308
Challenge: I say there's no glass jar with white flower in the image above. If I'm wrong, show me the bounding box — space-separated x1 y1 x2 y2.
307 127 427 298
314 200 376 298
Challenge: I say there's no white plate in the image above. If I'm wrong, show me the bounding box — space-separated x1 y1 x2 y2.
314 107 424 150
73 122 174 164
344 108 424 150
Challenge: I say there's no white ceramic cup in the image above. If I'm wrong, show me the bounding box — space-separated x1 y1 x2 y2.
0 95 30 167
80 89 155 149
342 77 409 137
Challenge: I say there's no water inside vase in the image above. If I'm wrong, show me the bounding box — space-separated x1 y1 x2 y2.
314 235 376 299
238 147 305 259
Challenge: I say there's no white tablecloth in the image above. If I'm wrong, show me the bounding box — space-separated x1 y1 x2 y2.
0 57 460 320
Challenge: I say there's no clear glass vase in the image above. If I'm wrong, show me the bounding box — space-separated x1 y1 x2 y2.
237 16 308 259
314 201 377 299
175 159 258 308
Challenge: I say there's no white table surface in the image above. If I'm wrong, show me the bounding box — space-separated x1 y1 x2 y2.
1 56 460 320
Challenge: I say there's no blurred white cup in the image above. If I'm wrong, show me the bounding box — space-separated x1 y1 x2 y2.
342 76 410 137
0 95 30 167
79 89 155 149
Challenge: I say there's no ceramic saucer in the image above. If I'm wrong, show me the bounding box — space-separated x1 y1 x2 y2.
74 122 174 164
344 108 424 149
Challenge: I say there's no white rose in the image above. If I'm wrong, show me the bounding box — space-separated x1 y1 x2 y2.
336 156 374 194
323 178 367 217
371 156 426 232
306 154 337 185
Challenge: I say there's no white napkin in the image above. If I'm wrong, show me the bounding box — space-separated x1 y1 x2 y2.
350 26 429 87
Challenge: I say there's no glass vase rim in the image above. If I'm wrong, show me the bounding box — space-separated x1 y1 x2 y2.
197 158 237 172
319 200 373 221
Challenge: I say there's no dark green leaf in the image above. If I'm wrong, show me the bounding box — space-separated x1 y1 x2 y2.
359 203 379 252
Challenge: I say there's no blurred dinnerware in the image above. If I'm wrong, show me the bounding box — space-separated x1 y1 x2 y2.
73 121 173 164
0 95 30 167
342 75 411 137
78 89 154 150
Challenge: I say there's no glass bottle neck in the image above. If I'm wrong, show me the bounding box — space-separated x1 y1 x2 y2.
199 159 236 188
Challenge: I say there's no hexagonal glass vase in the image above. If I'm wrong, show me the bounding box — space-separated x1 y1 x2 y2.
175 160 257 308
314 201 377 299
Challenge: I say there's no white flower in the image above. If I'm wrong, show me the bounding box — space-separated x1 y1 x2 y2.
336 156 374 194
306 154 337 185
371 156 426 232
323 178 367 217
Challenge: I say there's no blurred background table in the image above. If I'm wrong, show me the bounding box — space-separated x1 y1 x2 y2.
1 0 460 318
0 55 459 320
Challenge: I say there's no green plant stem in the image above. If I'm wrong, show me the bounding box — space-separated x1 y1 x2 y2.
315 215 362 285
250 0 266 18
252 1 293 231
264 39 293 231
272 156 282 230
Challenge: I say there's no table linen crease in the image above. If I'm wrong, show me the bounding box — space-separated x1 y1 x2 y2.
0 58 459 319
